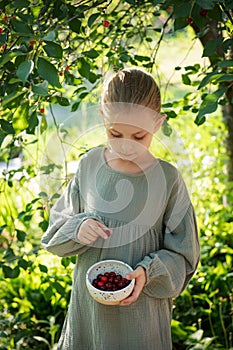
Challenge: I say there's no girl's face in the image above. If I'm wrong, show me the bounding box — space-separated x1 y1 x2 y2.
103 108 166 162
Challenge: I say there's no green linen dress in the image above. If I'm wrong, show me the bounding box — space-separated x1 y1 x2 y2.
41 146 200 350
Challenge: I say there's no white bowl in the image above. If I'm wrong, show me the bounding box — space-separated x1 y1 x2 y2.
86 259 135 305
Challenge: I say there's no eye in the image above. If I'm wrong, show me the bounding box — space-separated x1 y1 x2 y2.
109 131 122 138
134 134 146 140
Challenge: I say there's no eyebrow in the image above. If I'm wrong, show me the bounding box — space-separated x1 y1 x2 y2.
110 128 147 135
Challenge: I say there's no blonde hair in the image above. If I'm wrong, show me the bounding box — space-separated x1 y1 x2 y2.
101 68 161 116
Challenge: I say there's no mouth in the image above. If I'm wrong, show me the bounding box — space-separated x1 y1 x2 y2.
119 152 135 158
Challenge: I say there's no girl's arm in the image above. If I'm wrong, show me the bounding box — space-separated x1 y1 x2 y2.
41 173 104 257
136 174 200 299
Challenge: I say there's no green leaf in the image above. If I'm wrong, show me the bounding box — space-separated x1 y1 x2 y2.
56 96 70 106
11 19 32 34
218 60 233 68
0 51 23 68
39 264 48 273
40 114 48 133
174 2 192 18
44 42 63 59
16 60 34 84
78 58 90 79
199 94 218 115
174 17 188 31
12 0 30 9
182 74 191 85
3 247 16 261
162 120 172 136
0 32 7 44
194 115 206 126
32 81 48 96
32 336 50 346
69 18 81 33
202 37 222 57
16 229 26 242
0 119 15 134
195 0 215 9
18 258 29 270
17 12 34 24
198 71 218 89
43 30 57 41
195 88 226 120
214 74 233 83
222 39 233 53
3 265 20 278
83 48 99 59
37 57 61 88
1 91 25 108
44 286 53 301
52 281 65 296
12 102 29 132
88 13 99 27
61 257 71 268
0 129 6 147
27 111 39 134
165 110 177 119
134 55 150 62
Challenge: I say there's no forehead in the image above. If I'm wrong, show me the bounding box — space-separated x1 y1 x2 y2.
103 104 158 131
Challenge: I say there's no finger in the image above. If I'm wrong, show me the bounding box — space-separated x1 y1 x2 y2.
78 235 93 244
96 222 112 236
120 278 144 306
125 271 138 280
120 286 141 306
87 223 109 240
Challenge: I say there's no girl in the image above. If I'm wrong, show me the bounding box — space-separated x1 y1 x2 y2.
41 68 200 350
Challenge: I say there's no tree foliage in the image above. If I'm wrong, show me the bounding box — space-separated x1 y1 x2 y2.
0 0 233 349
0 0 232 140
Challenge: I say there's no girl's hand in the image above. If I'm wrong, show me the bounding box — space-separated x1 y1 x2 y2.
77 219 112 244
120 266 146 306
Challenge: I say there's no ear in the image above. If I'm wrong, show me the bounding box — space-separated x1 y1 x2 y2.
154 114 167 132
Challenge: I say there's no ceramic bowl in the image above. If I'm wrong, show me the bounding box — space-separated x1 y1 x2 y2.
86 259 135 305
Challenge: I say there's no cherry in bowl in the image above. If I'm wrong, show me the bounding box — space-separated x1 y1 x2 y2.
86 260 135 305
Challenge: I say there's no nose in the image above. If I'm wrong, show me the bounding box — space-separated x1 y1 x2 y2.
120 139 133 153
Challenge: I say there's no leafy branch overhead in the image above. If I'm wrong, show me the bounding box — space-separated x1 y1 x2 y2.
0 0 232 141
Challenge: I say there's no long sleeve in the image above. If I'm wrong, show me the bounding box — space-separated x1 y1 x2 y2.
41 170 103 257
136 171 200 299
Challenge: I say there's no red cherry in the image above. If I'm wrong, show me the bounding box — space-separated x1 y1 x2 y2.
3 16 8 22
65 66 70 71
97 281 105 287
0 28 3 34
103 20 110 28
29 40 36 45
200 9 208 16
59 72 63 76
92 271 131 291
101 276 108 283
1 44 6 50
40 108 45 114
167 7 172 13
186 17 193 24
